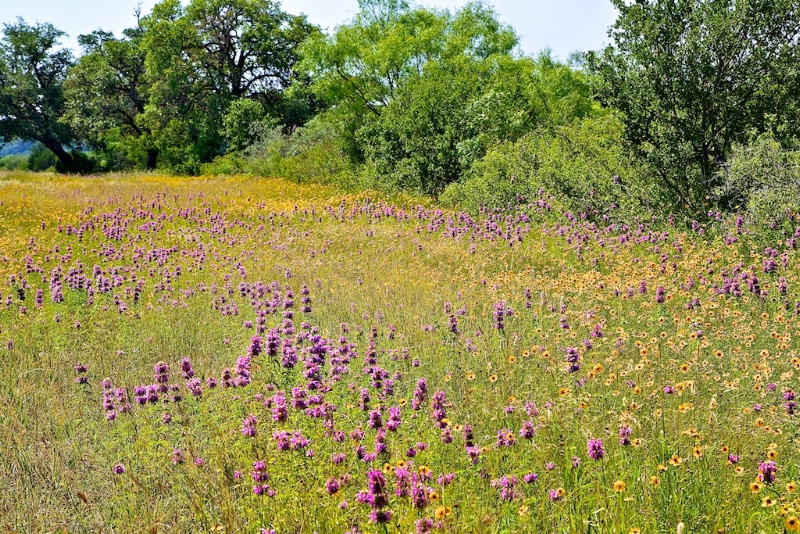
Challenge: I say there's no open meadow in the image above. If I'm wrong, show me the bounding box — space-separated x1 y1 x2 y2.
2 171 800 533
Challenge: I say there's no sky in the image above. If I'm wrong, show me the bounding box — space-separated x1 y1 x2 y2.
0 0 617 60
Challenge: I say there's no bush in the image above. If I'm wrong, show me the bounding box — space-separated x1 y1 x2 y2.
241 118 353 185
0 154 27 170
442 114 656 220
715 133 800 224
27 144 58 172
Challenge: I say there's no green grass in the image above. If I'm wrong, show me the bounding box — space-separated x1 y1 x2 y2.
1 171 799 533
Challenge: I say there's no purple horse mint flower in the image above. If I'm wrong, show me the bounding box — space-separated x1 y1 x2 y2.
437 472 456 486
248 335 262 356
172 448 184 465
588 438 605 460
495 428 516 448
430 390 447 428
415 518 435 534
387 406 402 431
565 346 580 373
619 425 632 446
186 378 202 397
520 419 536 439
326 477 340 495
411 378 428 410
112 463 125 474
271 391 288 422
493 301 512 330
523 473 538 484
290 430 309 450
367 409 383 429
153 361 169 384
180 357 194 379
758 461 777 484
491 475 519 501
655 286 666 303
365 470 386 500
241 414 258 437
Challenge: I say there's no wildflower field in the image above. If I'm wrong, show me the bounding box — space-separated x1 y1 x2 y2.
3 172 800 534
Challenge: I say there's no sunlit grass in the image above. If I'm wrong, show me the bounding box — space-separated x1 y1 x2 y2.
1 171 799 533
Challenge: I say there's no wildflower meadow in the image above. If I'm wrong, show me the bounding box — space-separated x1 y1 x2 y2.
3 171 800 533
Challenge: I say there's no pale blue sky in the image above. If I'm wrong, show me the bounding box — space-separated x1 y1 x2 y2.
0 0 617 60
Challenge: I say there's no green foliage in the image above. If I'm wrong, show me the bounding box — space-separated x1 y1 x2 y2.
442 114 654 219
0 154 27 170
586 0 800 216
63 25 156 170
361 52 596 194
0 19 81 171
223 99 277 153
715 133 800 225
239 117 355 185
298 1 519 166
138 0 318 173
26 144 58 172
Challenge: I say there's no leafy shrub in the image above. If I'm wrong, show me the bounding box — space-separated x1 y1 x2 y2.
442 114 656 220
242 118 354 185
27 144 58 172
715 133 800 224
0 154 27 170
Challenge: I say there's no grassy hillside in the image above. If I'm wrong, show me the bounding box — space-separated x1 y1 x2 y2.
1 171 799 533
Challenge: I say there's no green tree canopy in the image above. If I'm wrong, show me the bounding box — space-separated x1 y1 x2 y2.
64 22 156 170
586 0 800 215
138 0 317 172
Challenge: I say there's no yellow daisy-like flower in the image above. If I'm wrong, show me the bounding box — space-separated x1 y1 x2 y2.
763 496 777 507
434 505 451 520
692 446 703 458
749 481 763 493
786 516 800 531
418 465 431 476
488 373 498 383
650 475 661 487
428 491 440 502
613 480 626 492
629 528 641 534
669 454 683 467
787 481 798 493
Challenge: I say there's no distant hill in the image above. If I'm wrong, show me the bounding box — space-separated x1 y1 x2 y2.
0 140 35 157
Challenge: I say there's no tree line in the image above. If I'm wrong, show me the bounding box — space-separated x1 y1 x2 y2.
1 0 799 218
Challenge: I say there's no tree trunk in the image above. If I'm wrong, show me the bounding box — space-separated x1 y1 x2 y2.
146 148 158 170
40 137 74 171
